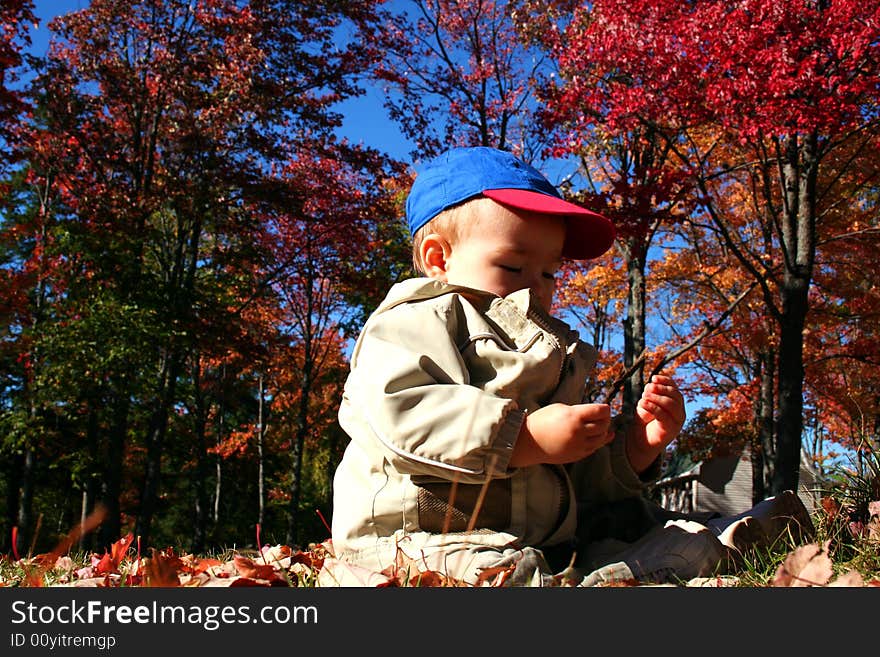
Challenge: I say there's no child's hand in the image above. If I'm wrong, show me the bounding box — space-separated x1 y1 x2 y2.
628 374 686 472
510 402 614 467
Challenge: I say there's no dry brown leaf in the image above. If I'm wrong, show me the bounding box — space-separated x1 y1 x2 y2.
408 569 454 587
819 496 841 522
378 545 434 586
232 554 286 584
260 544 292 563
475 564 516 587
772 541 834 587
828 570 864 587
229 577 279 587
867 501 880 543
189 557 223 574
193 573 240 587
69 576 113 587
54 555 76 572
143 549 184 587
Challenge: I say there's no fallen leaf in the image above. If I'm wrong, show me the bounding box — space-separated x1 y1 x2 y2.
828 570 864 587
229 577 282 587
772 541 834 587
260 544 292 563
867 501 880 543
143 549 184 587
232 554 286 584
819 496 840 522
475 565 515 587
94 534 135 575
183 556 222 575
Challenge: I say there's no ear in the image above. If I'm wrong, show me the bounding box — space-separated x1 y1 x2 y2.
420 233 451 280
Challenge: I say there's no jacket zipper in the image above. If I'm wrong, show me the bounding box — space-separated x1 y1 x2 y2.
526 307 567 386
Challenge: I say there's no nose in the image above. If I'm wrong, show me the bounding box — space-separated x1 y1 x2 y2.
527 276 553 311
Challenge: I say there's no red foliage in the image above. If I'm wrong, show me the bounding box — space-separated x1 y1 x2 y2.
544 0 880 140
0 0 35 150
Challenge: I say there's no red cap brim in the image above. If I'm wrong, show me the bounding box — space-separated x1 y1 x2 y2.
483 189 616 260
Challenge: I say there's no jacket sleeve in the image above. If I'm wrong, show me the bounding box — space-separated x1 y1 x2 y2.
339 295 523 484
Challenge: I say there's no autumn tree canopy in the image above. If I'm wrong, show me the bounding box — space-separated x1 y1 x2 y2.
538 0 880 495
0 0 403 554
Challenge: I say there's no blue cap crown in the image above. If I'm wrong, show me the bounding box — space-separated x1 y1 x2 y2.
406 147 561 235
404 146 616 260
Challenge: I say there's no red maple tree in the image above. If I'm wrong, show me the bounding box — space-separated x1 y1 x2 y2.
539 0 880 494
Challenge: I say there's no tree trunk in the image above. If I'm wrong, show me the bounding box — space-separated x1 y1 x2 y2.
287 247 316 547
621 239 647 419
257 373 266 527
213 365 226 528
81 406 99 552
771 133 817 496
135 351 183 546
190 356 210 554
97 391 129 549
16 447 35 556
287 412 308 547
758 349 776 502
4 452 22 555
136 191 203 546
286 343 312 546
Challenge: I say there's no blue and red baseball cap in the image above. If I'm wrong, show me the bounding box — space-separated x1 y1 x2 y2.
405 146 616 260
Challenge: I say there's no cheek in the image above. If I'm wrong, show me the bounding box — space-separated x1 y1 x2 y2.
535 279 556 307
480 272 516 296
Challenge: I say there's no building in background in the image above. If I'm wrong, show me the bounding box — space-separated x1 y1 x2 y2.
653 448 823 516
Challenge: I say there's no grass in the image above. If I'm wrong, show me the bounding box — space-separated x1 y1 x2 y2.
721 478 880 587
2 485 878 587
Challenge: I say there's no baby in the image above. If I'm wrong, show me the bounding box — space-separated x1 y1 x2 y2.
329 146 812 586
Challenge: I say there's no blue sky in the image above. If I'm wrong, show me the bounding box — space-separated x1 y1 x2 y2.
28 0 415 161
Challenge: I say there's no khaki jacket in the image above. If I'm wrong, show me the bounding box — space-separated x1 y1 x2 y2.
330 278 650 581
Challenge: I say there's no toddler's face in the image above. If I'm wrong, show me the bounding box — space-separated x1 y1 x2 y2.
443 201 565 312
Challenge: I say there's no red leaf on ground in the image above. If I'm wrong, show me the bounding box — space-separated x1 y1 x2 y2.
233 554 285 584
407 569 458 587
819 496 841 522
189 557 223 575
94 533 135 575
143 549 184 587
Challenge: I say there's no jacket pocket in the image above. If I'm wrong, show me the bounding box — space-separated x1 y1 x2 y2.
416 479 512 533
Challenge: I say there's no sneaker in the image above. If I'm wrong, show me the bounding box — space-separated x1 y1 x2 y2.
715 515 768 569
749 490 815 547
717 515 768 553
594 520 729 585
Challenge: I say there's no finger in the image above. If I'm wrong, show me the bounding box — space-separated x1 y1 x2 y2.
584 430 615 449
639 395 684 426
581 421 612 436
644 380 682 398
636 401 656 424
575 403 611 422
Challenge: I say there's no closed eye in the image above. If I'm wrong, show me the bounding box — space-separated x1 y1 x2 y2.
542 272 556 280
499 265 522 273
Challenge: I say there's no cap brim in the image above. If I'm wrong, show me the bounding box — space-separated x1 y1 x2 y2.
483 188 616 260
